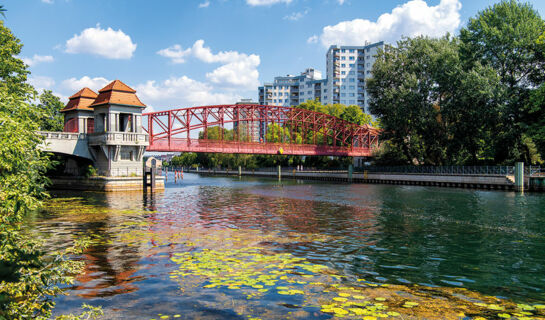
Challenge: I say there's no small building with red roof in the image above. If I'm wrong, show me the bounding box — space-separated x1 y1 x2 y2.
61 87 98 133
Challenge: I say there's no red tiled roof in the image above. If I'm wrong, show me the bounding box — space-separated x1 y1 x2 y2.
90 80 146 108
61 87 98 113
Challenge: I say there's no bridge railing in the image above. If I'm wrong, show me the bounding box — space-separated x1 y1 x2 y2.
37 131 86 140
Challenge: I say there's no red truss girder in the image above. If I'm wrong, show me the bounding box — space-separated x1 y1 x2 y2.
143 104 380 157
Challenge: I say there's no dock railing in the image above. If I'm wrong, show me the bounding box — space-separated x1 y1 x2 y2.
173 165 543 176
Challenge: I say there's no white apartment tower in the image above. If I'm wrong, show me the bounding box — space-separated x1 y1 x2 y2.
258 42 384 113
324 42 384 113
258 68 326 107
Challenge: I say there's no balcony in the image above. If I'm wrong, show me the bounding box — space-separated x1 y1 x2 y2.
88 132 149 146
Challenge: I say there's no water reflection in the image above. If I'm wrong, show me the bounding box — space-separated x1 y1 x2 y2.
29 174 545 318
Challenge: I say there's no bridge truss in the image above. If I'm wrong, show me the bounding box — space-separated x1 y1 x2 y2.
143 104 379 156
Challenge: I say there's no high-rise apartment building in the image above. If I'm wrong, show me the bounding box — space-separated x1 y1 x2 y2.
258 68 326 107
324 42 384 113
257 42 384 113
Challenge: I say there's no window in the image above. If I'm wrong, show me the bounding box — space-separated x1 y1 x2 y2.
349 100 355 104
273 99 277 103
349 71 355 75
341 49 346 53
349 56 355 60
367 48 370 52
308 91 312 94
120 149 133 161
349 63 355 67
349 93 355 97
324 89 328 93
324 95 328 99
341 100 347 104
278 92 282 96
367 63 370 67
273 92 276 96
341 71 346 75
341 85 346 89
367 56 370 59
367 71 371 74
349 78 355 82
341 63 346 67
341 56 346 60
307 84 312 87
349 86 355 90
341 93 346 97
349 49 355 53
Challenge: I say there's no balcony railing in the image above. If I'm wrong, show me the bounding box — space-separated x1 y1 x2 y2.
88 132 149 145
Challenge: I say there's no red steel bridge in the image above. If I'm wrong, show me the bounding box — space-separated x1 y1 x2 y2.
143 104 380 157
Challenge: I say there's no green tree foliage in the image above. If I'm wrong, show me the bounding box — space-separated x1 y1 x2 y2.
460 0 545 163
170 152 198 167
35 90 64 131
0 15 102 320
0 21 32 97
368 36 501 165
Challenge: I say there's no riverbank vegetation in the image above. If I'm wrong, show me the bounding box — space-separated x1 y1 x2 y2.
0 14 101 320
368 0 545 166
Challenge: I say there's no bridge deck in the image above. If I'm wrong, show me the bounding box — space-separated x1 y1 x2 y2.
146 138 373 156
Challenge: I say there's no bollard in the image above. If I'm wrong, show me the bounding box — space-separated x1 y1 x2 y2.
364 170 368 180
238 166 242 176
277 165 281 181
348 164 353 183
515 162 524 192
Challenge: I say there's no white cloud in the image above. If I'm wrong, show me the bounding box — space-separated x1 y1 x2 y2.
22 54 54 67
157 44 192 64
198 1 210 8
246 0 292 6
318 0 461 47
61 76 110 92
29 76 55 91
337 0 346 5
157 40 260 89
65 25 137 59
41 0 53 3
206 55 260 88
283 9 308 21
307 35 318 44
136 77 241 108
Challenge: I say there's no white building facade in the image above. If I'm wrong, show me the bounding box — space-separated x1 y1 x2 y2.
258 42 384 113
258 68 326 107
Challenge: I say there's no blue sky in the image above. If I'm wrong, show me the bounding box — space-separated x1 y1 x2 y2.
3 0 545 112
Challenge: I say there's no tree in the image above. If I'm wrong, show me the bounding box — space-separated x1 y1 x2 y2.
0 17 102 320
0 21 32 97
35 90 64 131
340 105 371 126
0 5 6 18
367 36 501 165
460 0 545 163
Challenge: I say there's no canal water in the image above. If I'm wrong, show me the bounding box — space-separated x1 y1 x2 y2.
27 173 545 319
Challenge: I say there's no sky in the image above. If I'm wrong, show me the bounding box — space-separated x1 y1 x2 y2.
3 0 545 113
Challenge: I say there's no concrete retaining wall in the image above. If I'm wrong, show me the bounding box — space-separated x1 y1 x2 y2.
186 168 539 191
